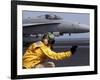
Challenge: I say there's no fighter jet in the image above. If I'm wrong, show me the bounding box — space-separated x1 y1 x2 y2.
23 14 89 37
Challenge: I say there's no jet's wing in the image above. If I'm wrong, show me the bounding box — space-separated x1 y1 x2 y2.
23 22 60 27
23 22 60 35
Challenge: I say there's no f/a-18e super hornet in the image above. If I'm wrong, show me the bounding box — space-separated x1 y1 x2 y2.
23 14 89 37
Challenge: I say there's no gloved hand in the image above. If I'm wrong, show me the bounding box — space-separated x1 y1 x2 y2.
70 45 78 55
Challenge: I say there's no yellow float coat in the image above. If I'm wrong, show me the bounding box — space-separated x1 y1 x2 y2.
23 41 72 69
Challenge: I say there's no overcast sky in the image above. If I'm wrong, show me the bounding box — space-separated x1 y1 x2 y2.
22 11 90 39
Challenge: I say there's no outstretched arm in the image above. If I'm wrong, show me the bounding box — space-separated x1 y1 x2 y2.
40 47 72 60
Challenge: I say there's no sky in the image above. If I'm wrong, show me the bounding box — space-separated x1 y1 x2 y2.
22 11 90 39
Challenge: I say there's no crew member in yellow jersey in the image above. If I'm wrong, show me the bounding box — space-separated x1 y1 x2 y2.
23 33 77 69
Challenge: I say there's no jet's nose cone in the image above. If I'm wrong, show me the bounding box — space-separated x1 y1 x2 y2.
79 24 89 32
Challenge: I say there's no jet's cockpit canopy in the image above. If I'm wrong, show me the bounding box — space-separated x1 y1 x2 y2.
38 14 62 20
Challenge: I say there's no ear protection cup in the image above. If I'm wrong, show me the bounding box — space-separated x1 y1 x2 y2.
48 39 55 44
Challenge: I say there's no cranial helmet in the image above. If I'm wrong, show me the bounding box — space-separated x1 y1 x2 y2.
42 32 55 44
